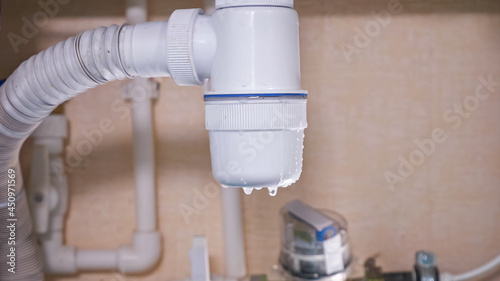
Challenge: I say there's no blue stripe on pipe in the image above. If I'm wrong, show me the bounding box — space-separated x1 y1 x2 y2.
204 93 307 98
0 80 5 87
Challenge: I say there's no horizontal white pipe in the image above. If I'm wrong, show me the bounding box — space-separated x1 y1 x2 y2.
43 231 161 273
121 21 172 78
76 250 118 270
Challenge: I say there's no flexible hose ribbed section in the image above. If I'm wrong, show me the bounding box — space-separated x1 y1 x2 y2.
0 180 44 280
0 24 132 281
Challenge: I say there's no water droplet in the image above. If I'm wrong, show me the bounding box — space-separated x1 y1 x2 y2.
255 187 262 190
243 187 253 195
268 187 278 197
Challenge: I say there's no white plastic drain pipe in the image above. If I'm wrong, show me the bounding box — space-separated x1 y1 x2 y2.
221 188 247 279
124 0 158 235
0 0 306 278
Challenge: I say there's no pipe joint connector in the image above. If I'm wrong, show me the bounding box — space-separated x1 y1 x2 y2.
166 9 205 86
118 232 162 273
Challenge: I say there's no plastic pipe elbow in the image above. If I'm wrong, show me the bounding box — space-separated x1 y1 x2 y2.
118 232 161 273
42 232 77 274
45 246 77 274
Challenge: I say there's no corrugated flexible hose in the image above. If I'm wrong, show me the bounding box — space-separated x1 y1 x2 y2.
0 23 154 280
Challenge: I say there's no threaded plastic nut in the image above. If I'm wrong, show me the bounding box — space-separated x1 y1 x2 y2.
205 100 307 131
215 0 294 9
166 9 203 86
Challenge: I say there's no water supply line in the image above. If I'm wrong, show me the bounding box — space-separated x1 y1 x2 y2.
0 0 306 279
441 254 500 281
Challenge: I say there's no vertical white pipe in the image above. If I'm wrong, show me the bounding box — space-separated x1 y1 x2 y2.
126 0 147 24
221 188 247 278
131 96 156 232
126 0 157 232
190 237 211 281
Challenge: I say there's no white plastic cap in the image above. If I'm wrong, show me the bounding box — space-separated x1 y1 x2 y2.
205 98 307 193
215 0 294 9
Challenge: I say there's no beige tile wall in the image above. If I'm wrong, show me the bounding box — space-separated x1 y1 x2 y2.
1 0 500 280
